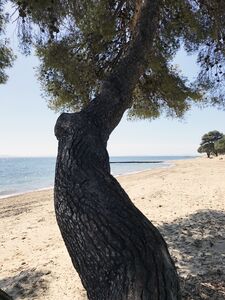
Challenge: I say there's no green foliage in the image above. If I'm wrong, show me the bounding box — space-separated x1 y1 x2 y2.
3 0 225 118
214 136 225 154
0 0 15 84
201 130 224 144
129 62 200 120
197 143 214 158
36 40 99 111
198 130 224 157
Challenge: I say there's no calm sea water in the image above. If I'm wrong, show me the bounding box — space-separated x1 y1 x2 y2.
0 156 195 198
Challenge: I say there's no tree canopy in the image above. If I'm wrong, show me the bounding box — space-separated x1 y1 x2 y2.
1 2 225 298
214 135 225 154
0 0 225 120
0 0 15 84
198 143 214 158
201 130 223 144
198 130 224 157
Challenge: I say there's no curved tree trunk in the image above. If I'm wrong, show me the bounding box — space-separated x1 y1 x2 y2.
54 0 181 299
54 111 180 300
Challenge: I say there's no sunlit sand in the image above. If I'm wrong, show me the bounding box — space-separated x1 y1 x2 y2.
0 156 225 299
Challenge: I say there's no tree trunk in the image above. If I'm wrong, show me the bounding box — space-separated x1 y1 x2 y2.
54 111 180 300
0 289 13 300
54 0 181 299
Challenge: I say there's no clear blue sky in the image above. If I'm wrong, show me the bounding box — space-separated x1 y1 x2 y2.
0 33 224 157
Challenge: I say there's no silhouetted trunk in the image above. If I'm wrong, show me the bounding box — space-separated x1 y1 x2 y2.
0 289 13 300
207 152 210 158
55 110 180 300
54 0 181 299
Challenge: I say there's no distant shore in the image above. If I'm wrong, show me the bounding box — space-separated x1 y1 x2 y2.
0 156 224 299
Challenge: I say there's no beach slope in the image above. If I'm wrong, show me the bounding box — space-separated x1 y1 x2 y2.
0 157 225 299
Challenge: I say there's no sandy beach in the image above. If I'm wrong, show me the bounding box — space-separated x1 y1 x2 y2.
0 157 225 299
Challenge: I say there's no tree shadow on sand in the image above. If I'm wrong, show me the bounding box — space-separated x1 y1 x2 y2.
158 210 225 300
0 268 50 299
1 211 224 299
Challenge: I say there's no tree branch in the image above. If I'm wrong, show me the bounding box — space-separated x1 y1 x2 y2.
84 0 161 141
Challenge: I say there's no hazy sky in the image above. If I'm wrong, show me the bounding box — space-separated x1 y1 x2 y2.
0 31 224 157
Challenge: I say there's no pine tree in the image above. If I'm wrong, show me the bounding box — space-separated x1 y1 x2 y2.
0 0 15 84
198 130 224 157
215 135 225 154
1 1 225 299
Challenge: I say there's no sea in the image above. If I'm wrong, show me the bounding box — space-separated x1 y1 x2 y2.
0 156 195 199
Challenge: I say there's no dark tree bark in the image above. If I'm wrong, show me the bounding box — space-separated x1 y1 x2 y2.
54 0 181 299
0 289 13 300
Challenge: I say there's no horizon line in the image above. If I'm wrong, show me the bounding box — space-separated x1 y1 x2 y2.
0 154 198 158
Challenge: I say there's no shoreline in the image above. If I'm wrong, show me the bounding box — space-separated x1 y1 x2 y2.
0 186 54 200
0 156 224 299
0 156 197 200
0 158 186 200
114 161 173 177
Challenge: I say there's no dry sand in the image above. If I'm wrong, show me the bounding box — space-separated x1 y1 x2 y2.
0 157 225 299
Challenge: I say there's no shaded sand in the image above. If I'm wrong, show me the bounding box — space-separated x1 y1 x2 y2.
0 157 225 299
